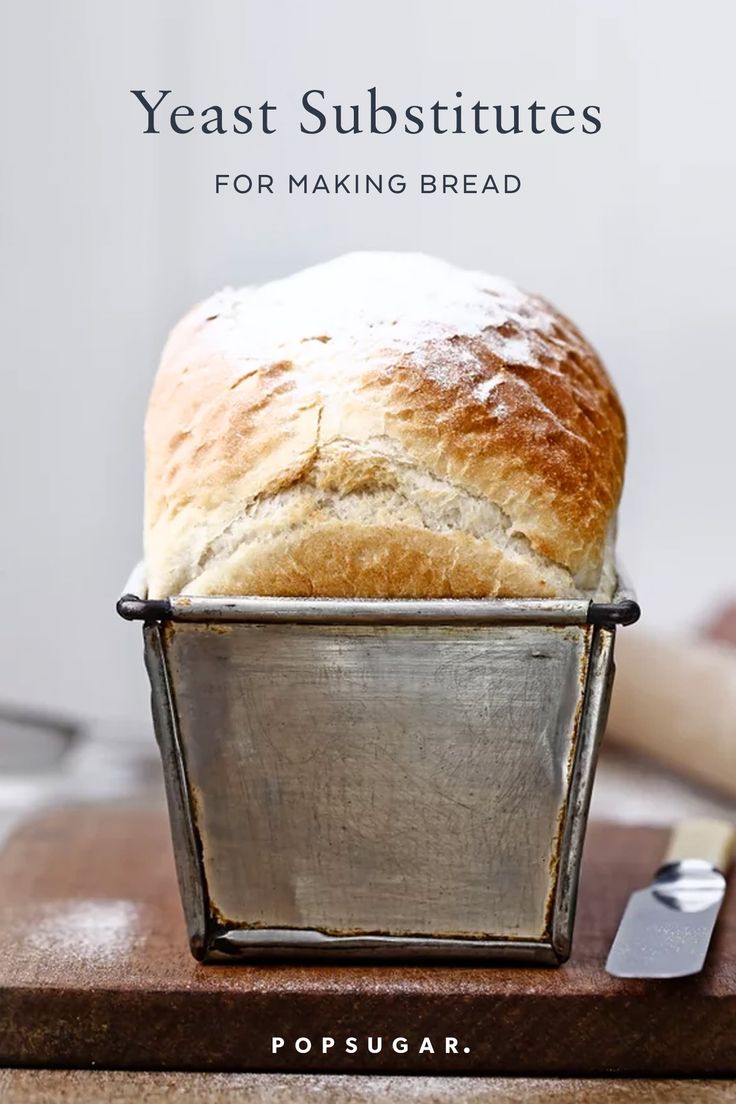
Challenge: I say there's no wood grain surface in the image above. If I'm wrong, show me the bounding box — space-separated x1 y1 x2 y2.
0 1070 734 1104
0 805 734 1076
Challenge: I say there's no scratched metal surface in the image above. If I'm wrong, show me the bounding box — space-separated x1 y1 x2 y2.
164 621 591 942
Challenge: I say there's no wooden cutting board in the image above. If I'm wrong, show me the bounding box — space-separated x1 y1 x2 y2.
0 805 733 1076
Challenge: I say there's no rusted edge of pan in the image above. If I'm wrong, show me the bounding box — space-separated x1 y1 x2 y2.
143 624 211 959
548 625 616 962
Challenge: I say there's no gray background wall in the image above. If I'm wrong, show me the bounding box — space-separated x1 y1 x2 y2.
2 0 734 727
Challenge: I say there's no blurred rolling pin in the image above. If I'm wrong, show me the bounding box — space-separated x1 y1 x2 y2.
608 607 736 798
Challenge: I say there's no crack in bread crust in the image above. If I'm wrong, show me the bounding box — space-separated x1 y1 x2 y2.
182 437 584 595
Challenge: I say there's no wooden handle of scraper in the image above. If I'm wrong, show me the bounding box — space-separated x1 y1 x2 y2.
664 818 736 871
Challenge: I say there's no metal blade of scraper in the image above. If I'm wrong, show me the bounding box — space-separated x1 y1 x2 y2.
606 817 735 979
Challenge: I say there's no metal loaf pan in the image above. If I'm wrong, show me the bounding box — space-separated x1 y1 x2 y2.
119 563 639 964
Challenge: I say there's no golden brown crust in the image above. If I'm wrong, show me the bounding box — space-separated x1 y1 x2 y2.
144 253 625 598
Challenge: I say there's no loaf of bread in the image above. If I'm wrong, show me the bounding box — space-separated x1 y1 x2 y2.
144 253 625 599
